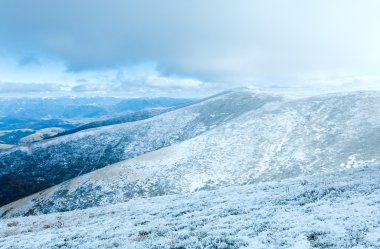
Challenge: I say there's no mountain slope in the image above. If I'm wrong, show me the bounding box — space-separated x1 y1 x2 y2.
2 91 379 216
0 165 379 248
49 108 171 138
0 89 280 206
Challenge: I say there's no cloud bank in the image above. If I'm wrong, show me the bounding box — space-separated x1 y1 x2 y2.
0 0 380 96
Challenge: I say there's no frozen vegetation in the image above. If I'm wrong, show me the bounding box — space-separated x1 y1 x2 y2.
0 89 274 205
0 165 379 249
1 90 379 217
0 89 379 249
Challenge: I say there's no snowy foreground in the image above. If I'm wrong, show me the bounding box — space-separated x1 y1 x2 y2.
1 165 379 249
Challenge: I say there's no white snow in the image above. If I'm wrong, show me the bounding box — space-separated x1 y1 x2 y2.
1 91 379 217
0 165 379 249
0 89 379 249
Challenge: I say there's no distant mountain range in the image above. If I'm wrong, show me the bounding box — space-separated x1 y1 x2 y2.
1 88 379 217
0 97 193 120
0 97 193 149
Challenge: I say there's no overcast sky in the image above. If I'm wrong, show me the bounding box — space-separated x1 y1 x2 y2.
1 0 380 98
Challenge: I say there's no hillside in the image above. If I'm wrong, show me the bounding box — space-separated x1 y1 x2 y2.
0 89 279 206
0 165 379 248
1 90 379 216
49 108 171 138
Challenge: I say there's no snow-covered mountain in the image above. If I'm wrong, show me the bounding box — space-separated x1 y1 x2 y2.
49 108 171 138
0 164 379 248
1 90 379 217
0 89 280 206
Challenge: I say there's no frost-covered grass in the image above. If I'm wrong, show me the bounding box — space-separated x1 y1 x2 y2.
0 89 280 207
0 165 379 249
2 91 379 217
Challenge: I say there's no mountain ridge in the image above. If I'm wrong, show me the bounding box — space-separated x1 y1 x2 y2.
0 88 280 206
1 90 378 216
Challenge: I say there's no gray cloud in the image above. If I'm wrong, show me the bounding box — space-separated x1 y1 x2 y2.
18 55 40 67
0 0 380 88
71 84 106 93
72 74 203 94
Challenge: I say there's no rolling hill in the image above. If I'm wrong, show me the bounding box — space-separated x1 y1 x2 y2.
1 90 379 216
0 89 279 206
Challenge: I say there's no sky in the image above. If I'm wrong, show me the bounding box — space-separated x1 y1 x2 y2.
1 0 380 98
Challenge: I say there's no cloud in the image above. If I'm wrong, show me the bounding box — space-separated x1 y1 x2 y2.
71 84 107 93
71 74 203 94
18 56 40 67
1 0 380 85
0 82 61 93
145 76 202 89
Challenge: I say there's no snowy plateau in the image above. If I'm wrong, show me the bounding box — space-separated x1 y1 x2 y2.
0 88 379 248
